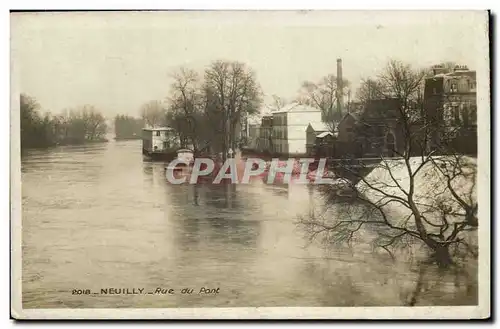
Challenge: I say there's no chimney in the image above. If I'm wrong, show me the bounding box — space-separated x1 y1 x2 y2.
453 64 469 72
432 64 445 76
336 58 343 116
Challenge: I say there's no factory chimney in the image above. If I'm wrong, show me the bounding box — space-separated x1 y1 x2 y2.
336 58 343 117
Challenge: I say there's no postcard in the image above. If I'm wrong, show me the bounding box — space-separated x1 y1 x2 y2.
10 10 490 319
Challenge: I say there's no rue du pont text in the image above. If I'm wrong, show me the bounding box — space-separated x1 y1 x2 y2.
72 287 220 296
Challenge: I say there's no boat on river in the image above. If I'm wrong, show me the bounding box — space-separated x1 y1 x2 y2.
165 149 195 172
142 127 180 161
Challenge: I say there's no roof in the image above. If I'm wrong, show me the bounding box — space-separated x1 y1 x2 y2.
272 103 299 114
248 116 262 125
340 112 359 122
272 102 321 114
427 70 476 80
177 148 193 153
308 121 330 132
317 132 334 138
445 70 476 79
142 127 174 131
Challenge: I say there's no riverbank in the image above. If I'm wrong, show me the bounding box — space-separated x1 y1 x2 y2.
114 136 142 141
21 138 109 151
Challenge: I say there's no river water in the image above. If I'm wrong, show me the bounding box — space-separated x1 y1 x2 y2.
21 140 477 308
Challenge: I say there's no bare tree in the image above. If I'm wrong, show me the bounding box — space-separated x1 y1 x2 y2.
296 74 350 132
166 67 205 152
140 100 166 128
298 60 478 269
80 105 108 141
271 94 287 111
203 60 263 160
355 78 386 104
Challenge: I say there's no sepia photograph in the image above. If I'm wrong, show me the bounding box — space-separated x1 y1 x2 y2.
10 10 490 319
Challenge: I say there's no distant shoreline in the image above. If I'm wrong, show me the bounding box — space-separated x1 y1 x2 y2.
21 139 109 151
114 136 142 141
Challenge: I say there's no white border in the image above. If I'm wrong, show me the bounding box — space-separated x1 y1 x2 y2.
7 7 492 321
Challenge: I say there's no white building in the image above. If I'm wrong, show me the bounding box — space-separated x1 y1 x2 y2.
257 114 273 153
246 116 261 151
142 127 180 155
271 103 323 155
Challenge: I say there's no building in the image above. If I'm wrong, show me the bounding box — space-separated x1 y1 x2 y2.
271 103 323 155
306 122 330 155
336 112 361 157
246 117 261 151
314 132 336 158
142 127 181 159
257 114 273 153
424 64 477 155
341 98 409 158
337 113 358 144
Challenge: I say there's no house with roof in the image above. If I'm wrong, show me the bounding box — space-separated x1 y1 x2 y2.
315 131 336 158
334 112 364 157
344 97 428 158
353 98 407 158
141 126 181 160
337 112 359 144
306 121 331 156
424 64 477 155
271 103 323 155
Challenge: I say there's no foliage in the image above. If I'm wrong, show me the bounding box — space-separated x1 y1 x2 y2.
296 74 350 131
140 100 166 128
20 93 108 150
162 61 263 158
114 115 144 140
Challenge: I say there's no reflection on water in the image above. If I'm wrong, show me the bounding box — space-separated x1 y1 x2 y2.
21 140 477 308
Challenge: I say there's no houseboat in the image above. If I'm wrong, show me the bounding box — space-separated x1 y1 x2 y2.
165 149 195 175
142 127 180 161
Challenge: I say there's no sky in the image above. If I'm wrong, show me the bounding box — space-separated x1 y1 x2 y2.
11 11 488 118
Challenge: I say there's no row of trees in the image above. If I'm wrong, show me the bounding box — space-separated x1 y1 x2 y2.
140 60 263 160
20 94 108 150
114 115 144 140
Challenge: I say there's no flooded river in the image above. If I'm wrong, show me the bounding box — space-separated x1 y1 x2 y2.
21 140 477 308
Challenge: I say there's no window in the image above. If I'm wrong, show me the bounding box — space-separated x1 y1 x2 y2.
453 105 460 125
156 131 160 136
461 105 470 126
386 133 396 157
469 81 476 90
470 105 477 124
450 82 458 93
